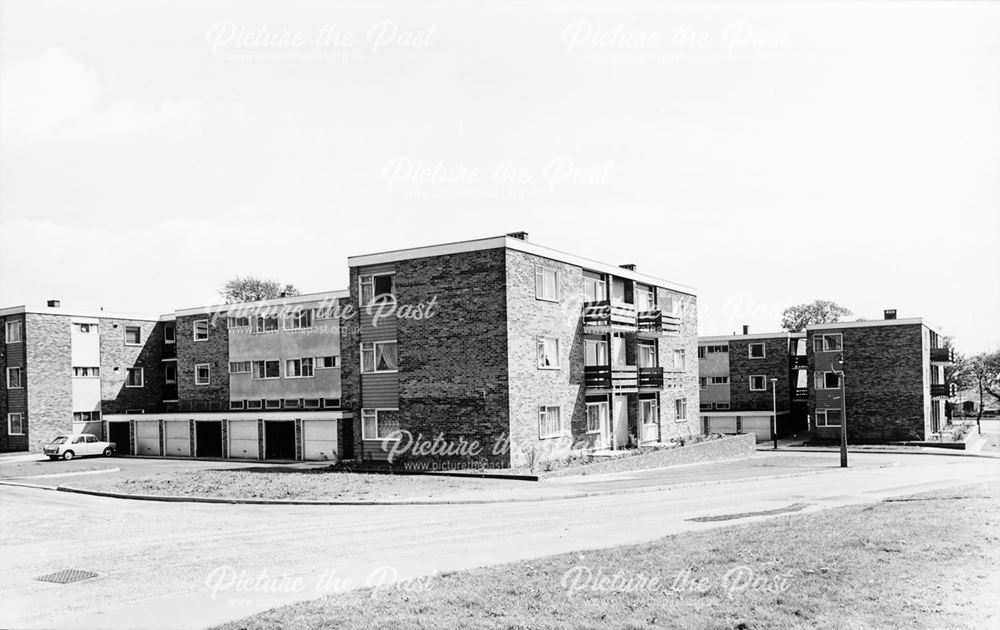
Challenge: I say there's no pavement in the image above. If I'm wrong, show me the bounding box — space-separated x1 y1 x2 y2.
1 451 998 630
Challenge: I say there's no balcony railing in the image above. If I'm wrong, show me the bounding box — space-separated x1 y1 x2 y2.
638 366 664 388
931 384 949 397
637 310 681 336
930 348 954 363
583 300 637 331
791 356 808 368
584 365 638 391
793 387 808 400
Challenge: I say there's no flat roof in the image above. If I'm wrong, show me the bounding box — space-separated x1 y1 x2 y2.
0 305 163 321
347 234 698 296
808 318 928 331
699 331 791 343
173 290 349 317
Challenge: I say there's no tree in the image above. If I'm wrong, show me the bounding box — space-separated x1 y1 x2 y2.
780 300 852 333
968 350 1000 433
219 276 300 303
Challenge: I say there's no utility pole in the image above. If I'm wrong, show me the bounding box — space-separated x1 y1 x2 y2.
770 377 779 450
837 353 847 468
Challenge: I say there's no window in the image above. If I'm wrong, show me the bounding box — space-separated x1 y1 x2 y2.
636 285 655 312
816 408 842 427
285 309 313 331
814 334 843 352
538 405 563 438
749 375 767 391
246 400 263 410
638 342 657 368
360 273 396 306
252 360 280 380
316 306 337 319
193 319 209 341
583 274 606 302
816 371 841 390
124 326 142 345
303 399 321 409
707 345 728 353
265 399 281 409
195 364 211 385
641 398 659 426
126 368 144 388
586 401 608 433
73 322 96 334
361 341 398 373
675 398 688 422
584 339 608 366
72 367 100 378
252 315 279 334
323 398 341 408
537 337 560 369
286 358 314 378
317 356 338 369
534 266 559 301
715 402 731 410
164 364 176 384
672 349 686 371
5 321 23 343
164 324 175 343
699 377 707 390
72 411 101 422
227 316 250 330
362 408 401 440
710 376 729 385
229 361 251 374
230 401 245 410
749 342 766 358
7 413 24 435
6 367 24 389
697 346 706 359
283 399 300 409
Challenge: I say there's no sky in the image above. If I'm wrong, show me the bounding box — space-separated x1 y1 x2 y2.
1 1 998 353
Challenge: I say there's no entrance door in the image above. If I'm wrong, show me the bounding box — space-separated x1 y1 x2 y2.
613 395 629 448
195 421 223 458
264 421 296 460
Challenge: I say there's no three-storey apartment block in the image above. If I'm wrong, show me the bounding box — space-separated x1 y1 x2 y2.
341 232 699 467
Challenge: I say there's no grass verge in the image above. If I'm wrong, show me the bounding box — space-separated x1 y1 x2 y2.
214 483 1000 629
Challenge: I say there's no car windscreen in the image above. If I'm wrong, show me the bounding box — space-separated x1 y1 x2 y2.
50 437 68 444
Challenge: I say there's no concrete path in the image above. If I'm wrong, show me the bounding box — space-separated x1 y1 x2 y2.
1 452 997 630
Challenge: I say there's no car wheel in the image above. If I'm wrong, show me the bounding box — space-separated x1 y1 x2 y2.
103 447 114 457
62 450 75 461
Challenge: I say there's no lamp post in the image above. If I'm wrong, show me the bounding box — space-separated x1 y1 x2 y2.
770 377 779 450
835 354 847 468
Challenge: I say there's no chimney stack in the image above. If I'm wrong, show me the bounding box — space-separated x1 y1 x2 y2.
506 231 529 241
884 309 897 320
742 324 749 335
47 300 61 308
619 264 637 271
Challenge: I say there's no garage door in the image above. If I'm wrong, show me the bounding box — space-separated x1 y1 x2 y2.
164 421 191 457
229 420 259 459
705 416 738 434
741 417 772 442
135 421 161 456
303 420 338 461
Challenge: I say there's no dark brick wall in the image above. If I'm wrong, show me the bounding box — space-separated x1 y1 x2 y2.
808 323 926 442
0 315 28 451
175 314 230 410
24 314 73 451
728 336 791 412
100 318 166 414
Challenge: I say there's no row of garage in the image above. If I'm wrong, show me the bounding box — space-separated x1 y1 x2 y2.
103 412 350 461
701 412 787 442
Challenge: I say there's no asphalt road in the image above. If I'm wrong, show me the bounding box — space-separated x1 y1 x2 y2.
1 452 997 630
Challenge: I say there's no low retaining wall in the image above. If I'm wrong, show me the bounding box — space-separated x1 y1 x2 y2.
542 434 757 478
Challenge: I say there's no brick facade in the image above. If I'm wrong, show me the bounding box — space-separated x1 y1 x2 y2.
100 318 166 414
727 336 791 412
24 314 73 451
175 314 230 410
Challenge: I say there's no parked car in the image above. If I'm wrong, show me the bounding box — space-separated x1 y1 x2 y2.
43 434 116 460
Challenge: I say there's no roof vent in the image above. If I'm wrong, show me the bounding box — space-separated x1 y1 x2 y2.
884 309 897 320
619 264 636 271
47 300 61 308
506 231 529 241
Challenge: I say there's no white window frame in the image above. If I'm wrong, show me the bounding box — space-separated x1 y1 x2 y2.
303 399 321 409
164 364 177 384
252 360 281 380
814 334 843 352
193 319 210 341
252 315 280 334
710 376 729 385
586 401 608 434
125 367 144 388
230 400 245 410
749 342 766 359
285 358 314 378
697 346 706 359
316 356 338 369
359 272 396 307
229 361 251 374
227 316 251 330
536 336 561 369
5 321 23 343
716 402 731 410
699 377 707 390
246 399 263 410
284 309 314 331
749 375 767 391
534 265 559 302
675 398 688 422
6 367 23 389
638 341 657 368
640 398 659 426
816 408 842 427
362 408 401 441
124 326 142 346
265 399 281 409
672 349 686 371
538 405 564 439
73 322 96 335
815 371 842 390
163 323 175 344
583 274 606 302
636 285 655 312
584 339 608 367
7 412 24 435
72 366 100 378
361 341 399 374
195 364 211 386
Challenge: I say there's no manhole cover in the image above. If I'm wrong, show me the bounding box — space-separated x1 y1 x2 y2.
35 569 99 585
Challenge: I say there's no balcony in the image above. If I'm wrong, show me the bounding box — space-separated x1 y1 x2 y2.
931 384 949 397
637 310 681 336
930 348 954 363
793 387 808 400
583 300 636 332
638 366 664 388
584 365 638 391
791 356 808 368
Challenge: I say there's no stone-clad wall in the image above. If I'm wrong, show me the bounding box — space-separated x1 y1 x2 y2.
728 336 791 412
25 314 73 451
655 287 700 442
176 314 230 409
100 318 166 414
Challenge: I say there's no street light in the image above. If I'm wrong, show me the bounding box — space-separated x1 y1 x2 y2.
834 354 847 468
770 377 779 450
